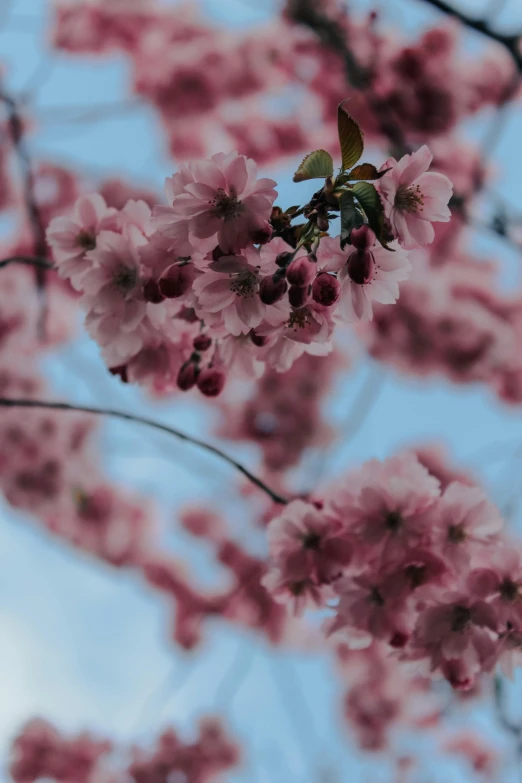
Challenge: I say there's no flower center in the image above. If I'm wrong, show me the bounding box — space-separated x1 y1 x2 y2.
113 264 138 295
302 531 321 550
450 604 471 632
77 230 96 251
229 270 257 297
385 510 402 532
447 523 466 543
347 250 375 285
370 587 385 606
211 188 245 221
500 578 519 602
395 184 424 214
405 563 426 589
287 306 312 331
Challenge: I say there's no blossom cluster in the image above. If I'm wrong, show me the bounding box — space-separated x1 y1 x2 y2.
51 0 517 163
10 717 239 783
263 451 522 691
46 135 452 395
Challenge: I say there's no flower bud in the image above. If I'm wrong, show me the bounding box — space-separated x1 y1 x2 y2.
142 278 165 303
347 249 375 285
312 273 340 307
159 263 195 298
350 225 376 250
193 334 212 352
275 251 294 268
250 221 273 245
286 256 316 286
197 367 226 397
259 274 287 305
177 362 199 391
288 284 310 308
316 216 329 232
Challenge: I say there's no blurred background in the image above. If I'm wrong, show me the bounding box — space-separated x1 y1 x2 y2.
2 0 522 781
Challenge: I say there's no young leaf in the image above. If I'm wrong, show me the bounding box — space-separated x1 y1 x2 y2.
293 150 334 183
338 104 364 171
339 191 357 249
347 163 387 181
352 182 393 250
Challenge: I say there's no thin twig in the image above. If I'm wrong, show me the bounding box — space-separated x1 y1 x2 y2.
0 397 289 505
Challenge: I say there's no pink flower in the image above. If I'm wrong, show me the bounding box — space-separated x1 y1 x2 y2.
46 193 117 288
265 499 352 585
153 151 277 255
329 572 411 647
317 235 411 322
429 482 503 570
468 546 522 628
410 593 498 689
379 145 453 249
192 245 276 335
327 453 440 564
82 228 148 364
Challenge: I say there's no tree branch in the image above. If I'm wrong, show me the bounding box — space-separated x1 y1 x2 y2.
419 0 522 72
0 397 289 505
0 255 54 270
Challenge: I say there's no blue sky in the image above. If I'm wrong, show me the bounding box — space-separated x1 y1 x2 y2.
2 1 522 781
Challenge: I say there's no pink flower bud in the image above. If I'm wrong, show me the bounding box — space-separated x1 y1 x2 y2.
275 251 294 268
259 275 287 305
288 284 310 308
250 221 273 245
142 278 166 303
197 367 226 397
347 249 375 285
312 273 340 307
193 334 212 352
286 256 316 286
350 225 376 250
159 263 195 298
177 362 199 391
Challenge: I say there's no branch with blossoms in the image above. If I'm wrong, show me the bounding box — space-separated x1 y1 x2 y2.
44 104 452 397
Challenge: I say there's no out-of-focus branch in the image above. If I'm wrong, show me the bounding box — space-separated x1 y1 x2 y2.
419 0 522 72
494 675 522 736
0 255 54 270
285 0 409 152
0 89 49 294
0 397 289 505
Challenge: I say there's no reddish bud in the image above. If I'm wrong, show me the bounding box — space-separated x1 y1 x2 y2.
316 216 329 232
286 256 316 286
288 285 310 308
350 225 376 250
177 362 199 391
159 263 195 298
142 278 165 303
275 251 294 268
250 221 273 245
193 334 212 352
312 273 340 307
259 275 287 305
250 330 269 347
197 367 226 397
347 249 375 285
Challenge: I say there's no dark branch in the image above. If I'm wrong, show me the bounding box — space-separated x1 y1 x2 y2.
419 0 522 72
0 255 54 270
0 397 289 506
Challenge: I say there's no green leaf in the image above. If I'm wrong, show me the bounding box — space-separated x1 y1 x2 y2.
338 104 364 171
352 182 392 250
293 150 334 183
347 163 388 181
339 191 357 249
